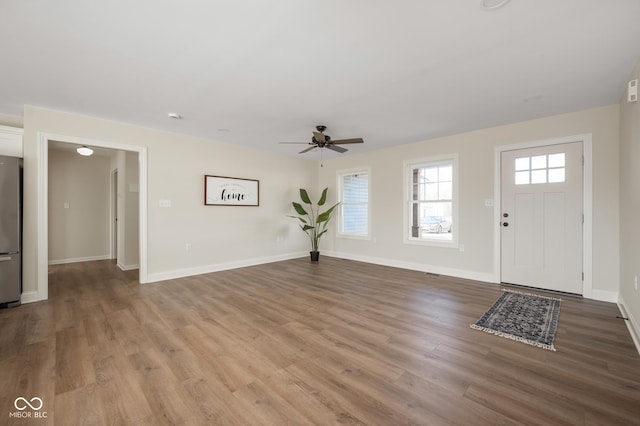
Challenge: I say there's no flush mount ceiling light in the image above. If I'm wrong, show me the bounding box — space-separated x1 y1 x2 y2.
167 112 182 119
76 146 94 156
481 0 511 10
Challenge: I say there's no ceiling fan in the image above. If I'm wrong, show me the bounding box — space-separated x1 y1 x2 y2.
280 125 364 154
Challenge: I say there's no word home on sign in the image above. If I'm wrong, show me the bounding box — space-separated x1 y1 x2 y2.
205 175 259 206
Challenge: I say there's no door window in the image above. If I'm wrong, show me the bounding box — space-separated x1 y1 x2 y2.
515 153 565 185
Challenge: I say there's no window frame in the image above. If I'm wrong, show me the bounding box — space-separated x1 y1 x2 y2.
403 154 459 248
336 167 371 240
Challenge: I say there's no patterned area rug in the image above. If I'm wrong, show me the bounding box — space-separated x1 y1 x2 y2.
471 289 562 351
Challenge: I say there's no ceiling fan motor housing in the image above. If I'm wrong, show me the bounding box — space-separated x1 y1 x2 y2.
312 135 330 146
313 125 329 146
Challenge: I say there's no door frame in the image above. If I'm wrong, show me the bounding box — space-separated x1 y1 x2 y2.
36 132 148 301
493 134 593 298
111 169 118 261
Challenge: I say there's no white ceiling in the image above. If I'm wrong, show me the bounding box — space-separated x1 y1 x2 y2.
2 1 640 159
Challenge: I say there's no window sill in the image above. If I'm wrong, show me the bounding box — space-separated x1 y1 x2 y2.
404 237 458 249
337 233 371 241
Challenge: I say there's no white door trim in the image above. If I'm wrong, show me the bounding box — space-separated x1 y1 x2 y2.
36 132 148 301
493 134 593 299
110 169 118 261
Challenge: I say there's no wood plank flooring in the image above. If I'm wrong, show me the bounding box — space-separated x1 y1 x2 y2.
1 258 639 425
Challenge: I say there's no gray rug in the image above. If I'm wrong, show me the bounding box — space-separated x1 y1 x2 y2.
470 289 561 351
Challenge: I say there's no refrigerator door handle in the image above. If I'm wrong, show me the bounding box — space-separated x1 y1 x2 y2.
0 256 12 262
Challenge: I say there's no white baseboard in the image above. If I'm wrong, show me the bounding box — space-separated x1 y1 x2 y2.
20 291 40 304
324 251 621 303
118 263 139 271
145 251 307 283
48 254 111 265
324 250 496 284
618 296 640 356
591 289 619 303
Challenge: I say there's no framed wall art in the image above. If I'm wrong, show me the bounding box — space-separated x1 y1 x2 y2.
204 175 259 206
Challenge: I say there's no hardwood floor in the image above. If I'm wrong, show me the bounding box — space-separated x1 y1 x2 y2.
1 258 639 425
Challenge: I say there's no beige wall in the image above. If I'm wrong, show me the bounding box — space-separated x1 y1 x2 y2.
0 113 23 129
319 105 621 297
17 102 628 305
48 148 111 263
22 106 316 297
0 125 23 157
619 58 640 344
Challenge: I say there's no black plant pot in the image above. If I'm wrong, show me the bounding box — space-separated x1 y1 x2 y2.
310 251 320 262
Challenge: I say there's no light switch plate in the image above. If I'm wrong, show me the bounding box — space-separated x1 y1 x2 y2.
629 79 638 103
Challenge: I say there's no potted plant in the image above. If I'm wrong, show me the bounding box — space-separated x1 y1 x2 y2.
289 187 339 261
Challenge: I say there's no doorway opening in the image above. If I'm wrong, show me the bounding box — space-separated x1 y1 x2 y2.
36 132 148 301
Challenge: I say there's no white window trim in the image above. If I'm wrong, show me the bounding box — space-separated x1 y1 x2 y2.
403 154 459 248
337 167 371 240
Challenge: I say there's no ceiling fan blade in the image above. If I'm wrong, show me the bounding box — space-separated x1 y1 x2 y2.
331 138 364 145
327 145 348 153
279 142 309 144
313 131 326 143
299 145 317 154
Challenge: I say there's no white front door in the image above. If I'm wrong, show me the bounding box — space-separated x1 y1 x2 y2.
501 142 583 294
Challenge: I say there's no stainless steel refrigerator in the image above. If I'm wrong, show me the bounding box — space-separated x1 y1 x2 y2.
0 155 22 308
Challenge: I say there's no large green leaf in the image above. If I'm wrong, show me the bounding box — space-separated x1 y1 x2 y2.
292 202 308 216
299 188 312 204
317 203 338 223
288 215 307 224
302 225 315 231
317 212 331 223
317 187 328 206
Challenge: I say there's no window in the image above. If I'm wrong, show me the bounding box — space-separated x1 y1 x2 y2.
338 169 369 237
404 155 458 246
515 153 565 185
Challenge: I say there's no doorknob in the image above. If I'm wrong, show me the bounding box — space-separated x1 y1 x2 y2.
502 222 509 227
503 213 509 218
